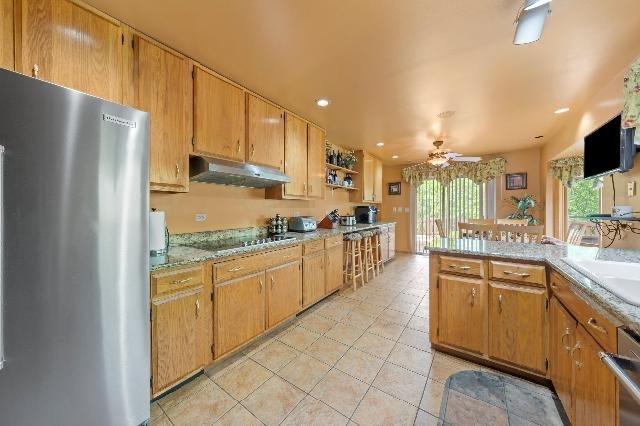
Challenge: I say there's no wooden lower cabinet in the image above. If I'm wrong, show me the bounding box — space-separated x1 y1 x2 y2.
266 261 302 328
214 272 265 358
488 282 547 374
438 274 485 354
302 251 325 308
151 287 203 395
388 228 396 260
549 297 577 423
573 324 617 426
325 244 343 293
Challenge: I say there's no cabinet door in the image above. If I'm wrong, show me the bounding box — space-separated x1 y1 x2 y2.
549 297 577 424
307 124 325 199
18 0 123 102
373 157 383 203
438 274 485 353
266 261 301 328
488 282 547 373
1 0 13 70
246 93 284 169
194 67 245 161
303 251 325 307
381 230 390 262
152 289 202 395
134 36 190 192
362 153 375 202
284 113 308 198
574 324 616 426
215 272 265 358
325 244 343 294
389 230 396 259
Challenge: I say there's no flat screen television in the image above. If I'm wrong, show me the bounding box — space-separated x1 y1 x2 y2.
583 114 636 179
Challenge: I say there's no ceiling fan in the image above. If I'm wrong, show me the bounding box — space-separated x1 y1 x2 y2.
426 140 482 168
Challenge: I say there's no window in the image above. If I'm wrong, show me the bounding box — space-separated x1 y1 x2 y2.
565 178 601 245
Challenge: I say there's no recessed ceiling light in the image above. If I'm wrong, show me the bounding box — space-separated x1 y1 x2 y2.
437 110 456 119
376 142 384 147
315 98 331 108
524 0 552 11
554 107 570 114
392 155 399 159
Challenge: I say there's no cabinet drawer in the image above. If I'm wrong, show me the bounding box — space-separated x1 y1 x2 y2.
303 239 325 255
268 245 302 267
550 272 618 352
324 235 343 249
440 256 485 278
152 266 204 298
214 245 301 283
490 261 545 287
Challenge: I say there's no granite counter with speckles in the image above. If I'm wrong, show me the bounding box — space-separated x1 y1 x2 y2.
426 238 640 333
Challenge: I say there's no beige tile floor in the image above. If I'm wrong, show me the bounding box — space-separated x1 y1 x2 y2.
150 253 550 425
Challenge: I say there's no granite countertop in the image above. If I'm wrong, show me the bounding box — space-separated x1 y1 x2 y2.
150 222 396 272
426 238 640 333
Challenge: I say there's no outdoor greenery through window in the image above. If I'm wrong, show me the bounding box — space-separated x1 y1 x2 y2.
567 178 600 219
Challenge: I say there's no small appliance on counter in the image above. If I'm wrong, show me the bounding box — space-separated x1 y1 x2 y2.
267 214 288 235
318 209 340 229
340 215 356 226
288 216 317 232
355 205 378 224
150 209 169 255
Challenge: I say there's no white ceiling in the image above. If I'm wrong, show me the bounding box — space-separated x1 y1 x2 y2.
87 0 640 164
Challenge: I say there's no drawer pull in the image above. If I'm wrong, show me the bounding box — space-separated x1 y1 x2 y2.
228 266 244 272
259 279 263 294
170 277 193 285
470 288 476 305
195 299 200 317
271 276 275 289
498 294 503 313
587 317 607 335
550 281 560 290
570 342 583 369
561 328 572 351
449 264 471 270
503 270 530 278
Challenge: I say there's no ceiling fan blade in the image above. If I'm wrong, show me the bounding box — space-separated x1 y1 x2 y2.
451 156 482 162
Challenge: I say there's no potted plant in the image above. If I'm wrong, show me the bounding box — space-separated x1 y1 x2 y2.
507 195 539 225
344 150 357 170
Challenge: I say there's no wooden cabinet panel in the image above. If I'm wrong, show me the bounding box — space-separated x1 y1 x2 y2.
550 297 577 424
307 124 325 199
134 36 190 192
362 153 375 202
373 157 383 202
152 265 203 297
152 288 202 395
1 0 13 70
324 235 343 249
350 150 382 203
17 0 123 102
246 93 284 169
193 67 245 161
283 113 308 198
438 274 485 354
266 261 301 328
214 272 265 358
439 256 485 278
573 324 616 426
303 239 325 256
490 261 546 287
325 244 343 294
488 282 547 373
303 251 325 308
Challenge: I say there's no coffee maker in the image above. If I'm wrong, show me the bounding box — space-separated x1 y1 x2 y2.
355 206 378 224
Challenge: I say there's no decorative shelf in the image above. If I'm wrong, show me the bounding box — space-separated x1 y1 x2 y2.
325 183 358 191
325 163 359 174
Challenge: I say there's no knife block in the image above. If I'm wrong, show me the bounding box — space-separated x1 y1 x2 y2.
318 215 338 229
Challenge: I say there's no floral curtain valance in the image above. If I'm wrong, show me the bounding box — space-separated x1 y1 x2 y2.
549 156 583 188
623 56 640 144
402 157 507 186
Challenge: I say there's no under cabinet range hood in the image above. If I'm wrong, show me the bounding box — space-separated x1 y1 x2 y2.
189 156 290 188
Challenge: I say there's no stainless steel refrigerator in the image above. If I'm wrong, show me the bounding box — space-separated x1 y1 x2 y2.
0 69 150 425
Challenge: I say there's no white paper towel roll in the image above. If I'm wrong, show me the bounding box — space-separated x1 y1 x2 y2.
150 211 167 253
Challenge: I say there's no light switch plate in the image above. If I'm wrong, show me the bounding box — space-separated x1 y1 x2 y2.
195 213 207 222
628 181 636 197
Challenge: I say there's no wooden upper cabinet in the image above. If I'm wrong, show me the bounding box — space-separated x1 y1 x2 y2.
351 150 382 203
246 93 284 169
307 124 325 199
373 157 383 202
134 36 191 192
283 113 308 198
266 261 301 328
550 297 577 424
16 0 123 102
193 66 245 162
1 0 14 70
488 282 547 373
573 324 616 426
363 153 375 202
438 274 486 354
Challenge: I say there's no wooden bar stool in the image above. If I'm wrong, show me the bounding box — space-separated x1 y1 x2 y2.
343 233 364 290
371 228 384 275
360 230 376 283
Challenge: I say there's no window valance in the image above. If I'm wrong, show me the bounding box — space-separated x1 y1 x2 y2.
402 157 507 186
549 156 583 188
623 56 640 143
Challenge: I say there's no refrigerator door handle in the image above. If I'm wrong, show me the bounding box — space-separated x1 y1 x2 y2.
0 145 4 370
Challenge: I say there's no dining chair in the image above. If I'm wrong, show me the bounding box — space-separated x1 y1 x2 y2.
496 218 530 226
435 219 447 238
496 224 544 243
468 218 495 225
458 223 496 240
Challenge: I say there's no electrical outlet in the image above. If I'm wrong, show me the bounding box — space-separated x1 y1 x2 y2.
628 181 636 197
195 213 207 222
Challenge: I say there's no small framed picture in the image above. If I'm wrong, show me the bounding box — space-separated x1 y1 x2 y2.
506 173 527 190
388 182 401 195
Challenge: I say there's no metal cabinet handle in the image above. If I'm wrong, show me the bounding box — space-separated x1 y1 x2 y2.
0 145 4 370
258 279 263 294
251 144 255 157
32 64 39 78
561 328 572 351
587 318 607 335
470 288 476 305
228 266 243 272
170 277 192 285
503 270 530 278
175 163 180 178
195 299 200 317
570 341 583 369
271 276 275 289
550 282 560 290
236 140 241 153
498 294 503 313
449 264 470 270
303 182 307 193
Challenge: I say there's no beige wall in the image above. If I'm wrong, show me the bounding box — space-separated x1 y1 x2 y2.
152 183 361 234
380 165 411 253
494 147 543 222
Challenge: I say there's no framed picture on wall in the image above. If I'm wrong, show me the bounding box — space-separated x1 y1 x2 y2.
506 173 527 190
388 182 401 195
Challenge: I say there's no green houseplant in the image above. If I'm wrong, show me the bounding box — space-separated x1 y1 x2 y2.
507 194 539 225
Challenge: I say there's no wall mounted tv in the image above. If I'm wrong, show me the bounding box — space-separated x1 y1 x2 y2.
583 114 637 179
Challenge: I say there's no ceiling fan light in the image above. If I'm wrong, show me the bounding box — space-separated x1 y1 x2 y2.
514 0 550 45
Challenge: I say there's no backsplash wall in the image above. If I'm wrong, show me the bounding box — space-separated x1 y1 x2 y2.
151 182 361 234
